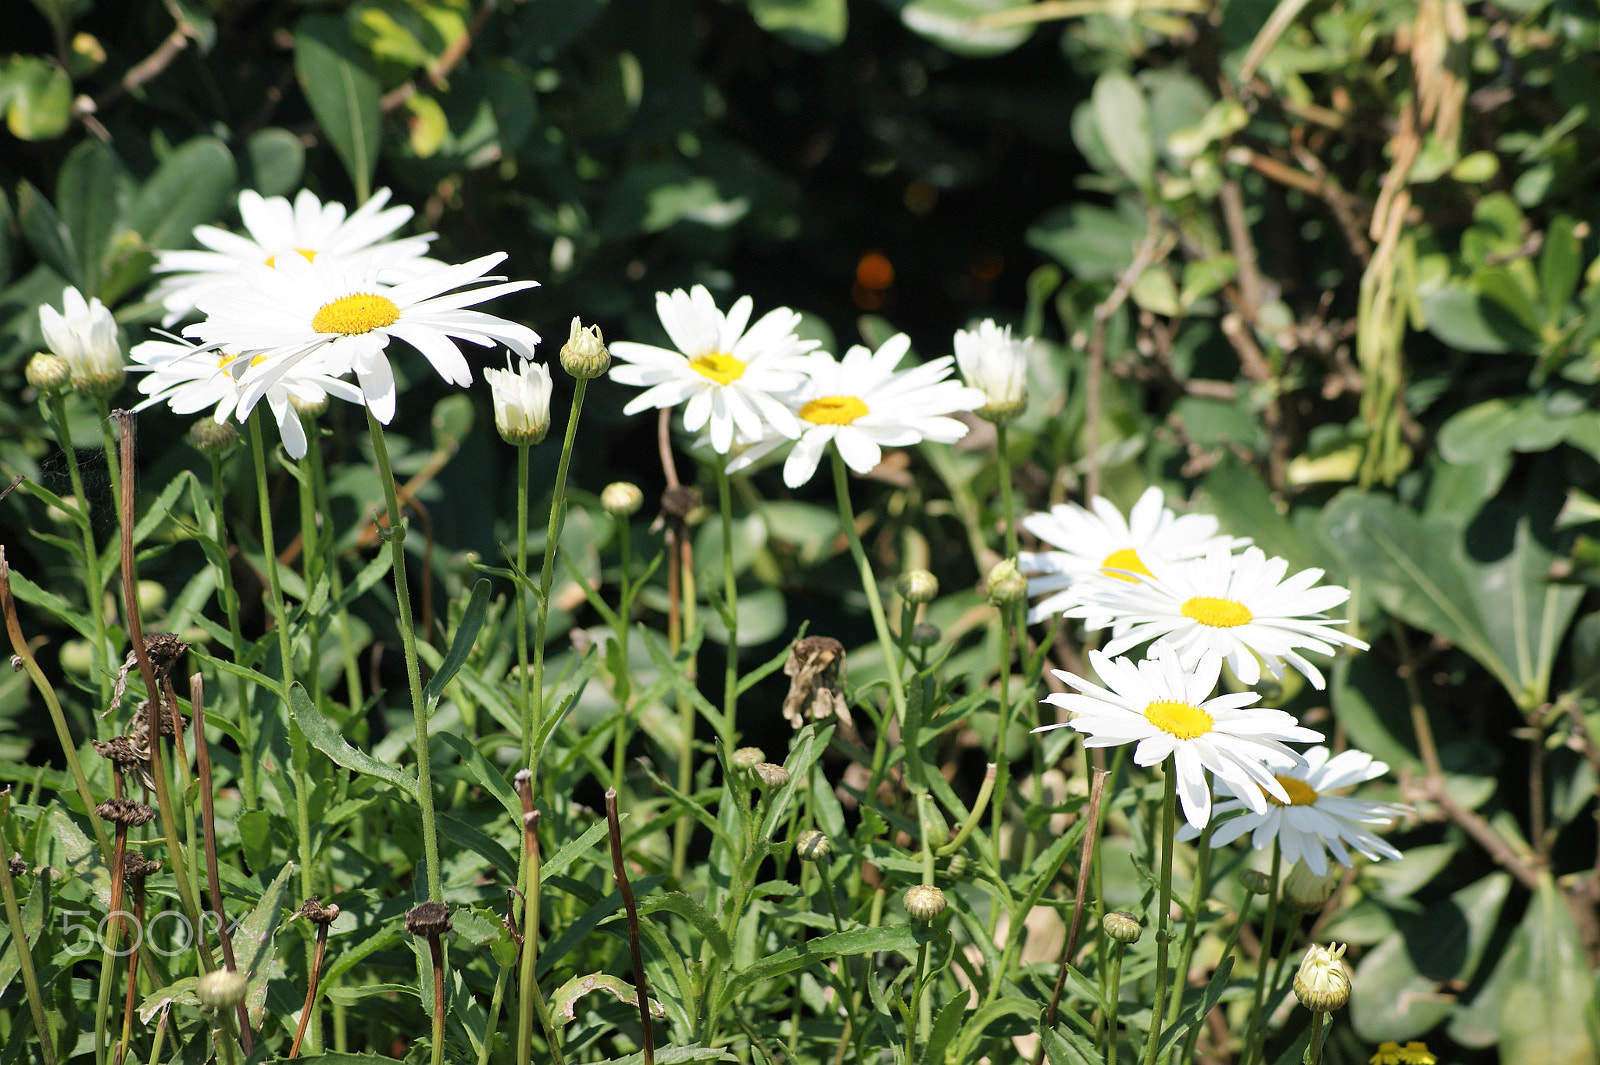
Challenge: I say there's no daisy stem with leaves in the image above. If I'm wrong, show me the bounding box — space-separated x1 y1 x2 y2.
1243 843 1284 1065
1165 816 1215 1065
515 440 533 762
716 464 739 745
363 410 444 904
206 449 258 809
43 394 113 709
248 414 316 908
1142 765 1179 1065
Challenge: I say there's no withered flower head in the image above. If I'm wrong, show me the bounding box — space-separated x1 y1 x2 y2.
9 852 27 877
405 900 452 938
123 853 161 886
655 485 703 527
93 735 146 769
110 634 191 711
96 798 156 827
298 897 341 926
782 635 851 731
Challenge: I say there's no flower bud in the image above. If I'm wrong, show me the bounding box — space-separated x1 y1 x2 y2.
485 357 553 446
903 884 947 922
1283 861 1339 912
1102 910 1142 944
754 762 790 788
731 746 765 771
1292 942 1350 1012
196 968 248 1009
954 319 1030 424
560 317 610 379
896 569 939 605
1237 869 1272 895
986 559 1027 606
602 482 644 518
25 352 70 395
40 287 123 397
795 829 831 862
290 392 329 419
909 622 941 648
187 419 239 457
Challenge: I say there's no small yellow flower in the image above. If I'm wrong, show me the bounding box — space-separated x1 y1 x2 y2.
1368 1041 1434 1065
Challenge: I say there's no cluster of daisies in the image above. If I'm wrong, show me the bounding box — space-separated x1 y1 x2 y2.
1024 487 1407 877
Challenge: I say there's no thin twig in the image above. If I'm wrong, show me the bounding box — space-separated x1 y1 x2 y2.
1033 767 1109 1065
606 788 655 1065
191 674 251 1052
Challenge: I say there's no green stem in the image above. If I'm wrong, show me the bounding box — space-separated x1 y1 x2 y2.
476 962 510 1065
363 410 443 903
1243 844 1283 1065
610 524 633 790
828 451 908 729
1141 765 1178 1065
530 378 588 786
0 800 56 1065
1163 815 1215 1064
1104 941 1126 1065
515 442 532 762
996 421 1019 561
991 607 1014 870
716 464 738 747
305 440 364 722
905 938 932 1065
1303 1012 1325 1065
45 395 112 709
207 453 256 810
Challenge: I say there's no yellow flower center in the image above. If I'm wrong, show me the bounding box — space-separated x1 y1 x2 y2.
1101 547 1152 582
1266 775 1319 807
312 293 401 336
217 352 268 369
688 351 747 385
1144 699 1214 740
264 248 318 268
1181 596 1253 628
800 395 869 425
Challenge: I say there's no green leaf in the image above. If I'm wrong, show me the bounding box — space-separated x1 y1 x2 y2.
952 995 1044 1062
1497 874 1600 1065
16 180 78 286
3 58 71 141
290 1056 405 1065
435 731 520 824
55 139 125 298
640 892 731 962
1155 956 1235 1058
715 924 931 1015
744 0 847 50
550 971 661 1022
129 136 236 251
1092 71 1154 188
1421 283 1539 354
233 860 294 1027
898 0 1032 57
294 14 382 201
1541 215 1583 322
423 578 490 710
1349 871 1511 1042
245 127 306 197
288 682 418 797
1039 1022 1099 1065
1435 398 1568 466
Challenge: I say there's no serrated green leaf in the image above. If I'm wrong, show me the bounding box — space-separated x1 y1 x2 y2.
716 924 930 1015
423 578 490 710
640 892 731 962
289 682 417 797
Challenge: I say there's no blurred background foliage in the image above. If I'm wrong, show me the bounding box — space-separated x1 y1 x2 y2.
5 0 1600 1060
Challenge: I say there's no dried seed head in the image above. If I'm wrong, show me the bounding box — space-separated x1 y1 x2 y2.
298 897 341 926
123 853 161 886
1237 869 1272 895
8 852 27 877
405 900 453 938
658 485 703 525
601 482 644 518
1102 910 1143 944
560 317 610 379
1283 861 1339 913
1293 942 1350 1012
93 735 146 769
782 635 850 731
96 798 155 827
909 622 941 648
985 559 1027 606
754 762 790 788
730 746 765 771
902 884 947 922
795 829 832 862
144 633 190 674
25 352 71 395
187 419 239 457
896 569 939 605
196 968 249 1009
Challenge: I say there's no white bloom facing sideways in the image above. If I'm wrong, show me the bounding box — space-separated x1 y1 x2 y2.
953 318 1030 421
40 286 123 393
1019 486 1249 625
609 285 819 454
187 250 539 424
1179 745 1406 875
129 337 361 459
484 356 553 446
1036 646 1323 829
1072 544 1368 690
779 333 987 488
152 187 435 324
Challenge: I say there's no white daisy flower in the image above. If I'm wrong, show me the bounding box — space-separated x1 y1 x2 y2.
953 318 1030 422
1071 544 1368 690
129 337 360 459
608 285 819 455
186 251 539 424
778 334 987 488
1034 646 1323 829
1177 745 1406 875
484 356 553 446
40 285 123 395
151 187 435 324
1019 486 1248 625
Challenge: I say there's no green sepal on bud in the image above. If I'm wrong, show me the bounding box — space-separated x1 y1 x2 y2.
1102 910 1143 944
731 746 765 771
909 622 941 648
560 317 610 379
1292 942 1350 1013
795 829 832 862
896 569 939 604
187 419 240 458
602 481 644 518
754 762 790 788
903 884 947 922
1282 861 1339 912
1237 868 1272 895
196 968 248 1009
25 352 70 395
985 559 1027 606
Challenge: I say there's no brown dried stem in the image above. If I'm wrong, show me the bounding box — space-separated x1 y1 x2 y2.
190 674 251 1052
606 788 654 1065
1033 767 1109 1065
